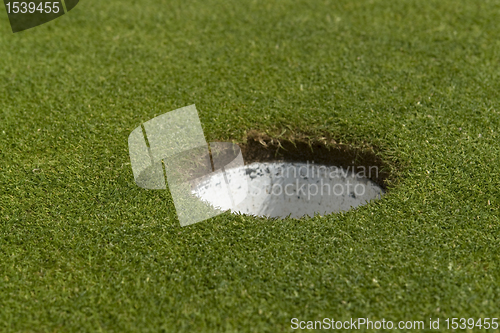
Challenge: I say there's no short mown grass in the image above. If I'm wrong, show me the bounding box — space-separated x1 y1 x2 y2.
1 0 499 332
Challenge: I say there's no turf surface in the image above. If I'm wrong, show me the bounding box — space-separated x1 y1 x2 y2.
1 0 500 331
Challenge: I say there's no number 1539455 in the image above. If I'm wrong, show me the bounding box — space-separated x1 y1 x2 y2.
5 2 60 14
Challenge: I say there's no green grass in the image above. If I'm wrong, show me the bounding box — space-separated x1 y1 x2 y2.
1 0 500 331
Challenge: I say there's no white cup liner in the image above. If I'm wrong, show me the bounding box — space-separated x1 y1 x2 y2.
192 161 384 219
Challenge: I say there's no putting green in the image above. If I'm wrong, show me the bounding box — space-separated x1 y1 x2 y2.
0 0 499 332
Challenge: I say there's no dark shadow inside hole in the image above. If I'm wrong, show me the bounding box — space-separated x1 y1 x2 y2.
239 133 391 190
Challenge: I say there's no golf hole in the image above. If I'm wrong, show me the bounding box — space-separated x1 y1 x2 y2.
192 133 389 219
